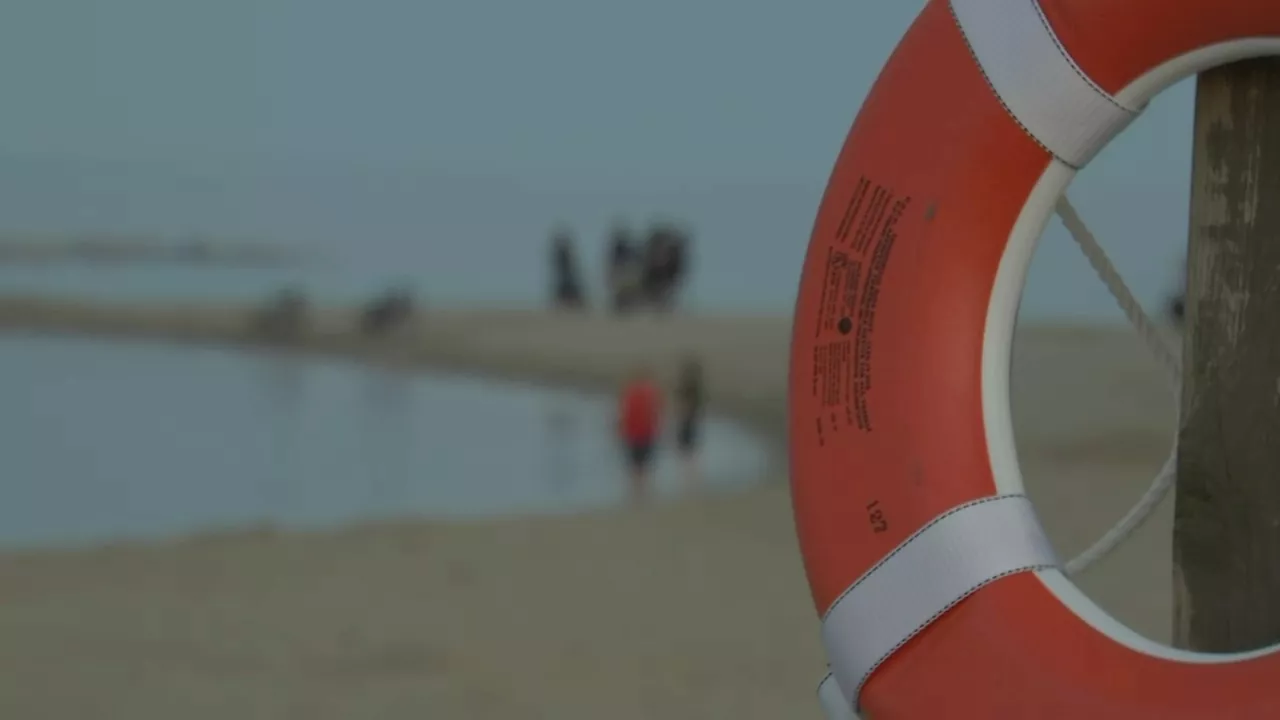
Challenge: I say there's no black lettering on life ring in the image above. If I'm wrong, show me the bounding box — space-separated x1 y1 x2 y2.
866 499 889 534
810 174 911 439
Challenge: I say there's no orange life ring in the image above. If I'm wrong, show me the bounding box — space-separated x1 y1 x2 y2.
788 1 1280 718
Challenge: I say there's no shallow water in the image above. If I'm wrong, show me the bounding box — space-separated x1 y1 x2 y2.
0 335 767 549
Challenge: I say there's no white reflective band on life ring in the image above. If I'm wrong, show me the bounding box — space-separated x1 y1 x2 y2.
948 0 1141 168
820 494 1059 713
818 672 860 720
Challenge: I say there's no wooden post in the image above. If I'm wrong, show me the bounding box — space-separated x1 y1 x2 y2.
1173 58 1280 653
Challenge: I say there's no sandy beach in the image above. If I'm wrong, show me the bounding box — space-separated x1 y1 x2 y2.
0 296 1179 718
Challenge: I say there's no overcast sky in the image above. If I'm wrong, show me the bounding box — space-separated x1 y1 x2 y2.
0 0 1201 316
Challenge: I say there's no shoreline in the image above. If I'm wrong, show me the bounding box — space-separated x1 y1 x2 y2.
0 294 795 467
0 293 1182 718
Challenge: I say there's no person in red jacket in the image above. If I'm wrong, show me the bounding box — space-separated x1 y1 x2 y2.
617 366 663 501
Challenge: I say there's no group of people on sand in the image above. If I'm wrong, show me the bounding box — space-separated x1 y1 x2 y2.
549 220 691 314
614 356 705 501
250 284 419 340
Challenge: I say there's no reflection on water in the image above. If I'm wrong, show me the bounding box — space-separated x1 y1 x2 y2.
543 399 581 494
257 350 307 413
254 351 307 519
0 336 768 549
357 366 415 514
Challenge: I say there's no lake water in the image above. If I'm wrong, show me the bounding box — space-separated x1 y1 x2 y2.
0 335 768 549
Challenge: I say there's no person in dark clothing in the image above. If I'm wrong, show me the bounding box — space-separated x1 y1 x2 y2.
640 227 668 308
252 285 309 340
674 355 705 486
668 232 687 286
361 285 414 336
549 228 586 310
640 223 689 313
606 222 642 314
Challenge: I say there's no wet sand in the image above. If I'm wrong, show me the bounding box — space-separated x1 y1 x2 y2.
0 296 1178 718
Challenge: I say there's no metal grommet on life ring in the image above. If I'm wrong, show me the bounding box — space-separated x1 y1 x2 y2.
788 1 1280 718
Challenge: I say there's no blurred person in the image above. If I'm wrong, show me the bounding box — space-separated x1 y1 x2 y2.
360 284 415 336
669 229 688 291
251 285 309 340
606 221 642 314
617 365 663 501
674 354 705 486
549 226 586 310
641 222 690 313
